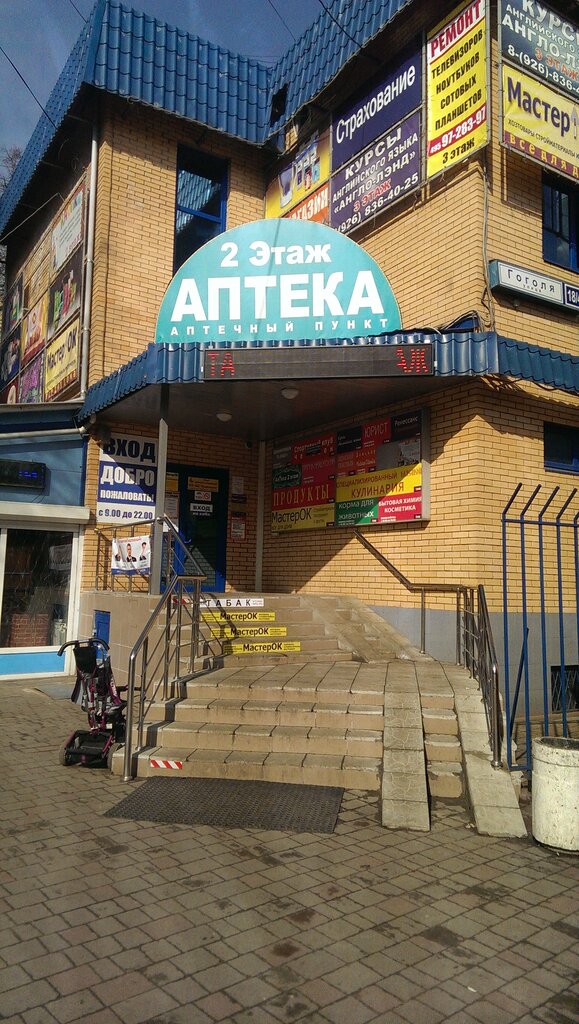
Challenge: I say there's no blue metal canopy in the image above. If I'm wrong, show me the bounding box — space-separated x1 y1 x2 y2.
76 333 579 424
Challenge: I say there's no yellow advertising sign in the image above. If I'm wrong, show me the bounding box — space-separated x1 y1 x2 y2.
202 610 276 622
336 464 422 504
265 129 331 219
224 640 301 655
44 316 80 400
427 0 488 179
271 503 335 534
187 476 219 492
207 625 288 638
502 66 579 183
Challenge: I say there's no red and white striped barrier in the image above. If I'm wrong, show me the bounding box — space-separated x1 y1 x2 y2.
149 758 183 770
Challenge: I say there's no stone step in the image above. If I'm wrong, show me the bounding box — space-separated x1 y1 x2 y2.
419 690 455 710
115 746 382 790
421 708 459 735
427 761 464 800
200 622 329 640
140 720 383 757
424 733 462 762
199 637 349 656
171 698 384 730
203 650 356 666
184 679 385 706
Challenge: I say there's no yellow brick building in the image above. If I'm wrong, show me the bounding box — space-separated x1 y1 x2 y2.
0 0 577 731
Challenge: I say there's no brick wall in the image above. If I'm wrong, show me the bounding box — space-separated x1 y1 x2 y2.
89 98 268 384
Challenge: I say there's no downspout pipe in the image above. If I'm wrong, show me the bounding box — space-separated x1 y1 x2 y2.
80 121 98 398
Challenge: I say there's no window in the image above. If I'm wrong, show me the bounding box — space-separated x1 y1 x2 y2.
551 665 579 713
544 423 579 474
174 148 228 272
542 175 578 273
0 529 73 647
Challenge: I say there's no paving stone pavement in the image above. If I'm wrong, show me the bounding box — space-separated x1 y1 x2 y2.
1 681 578 1024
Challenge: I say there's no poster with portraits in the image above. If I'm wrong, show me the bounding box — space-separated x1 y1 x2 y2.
111 535 151 575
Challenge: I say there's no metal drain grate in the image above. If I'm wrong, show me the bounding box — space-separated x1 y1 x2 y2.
105 777 344 833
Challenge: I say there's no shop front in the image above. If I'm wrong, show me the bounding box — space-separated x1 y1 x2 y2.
0 405 88 678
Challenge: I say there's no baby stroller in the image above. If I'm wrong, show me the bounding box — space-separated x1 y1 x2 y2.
58 637 126 769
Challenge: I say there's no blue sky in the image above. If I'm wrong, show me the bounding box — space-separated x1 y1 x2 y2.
0 0 321 157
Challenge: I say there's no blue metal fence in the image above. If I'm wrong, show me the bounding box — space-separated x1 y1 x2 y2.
502 484 579 772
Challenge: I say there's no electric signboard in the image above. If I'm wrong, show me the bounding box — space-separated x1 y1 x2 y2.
202 344 433 381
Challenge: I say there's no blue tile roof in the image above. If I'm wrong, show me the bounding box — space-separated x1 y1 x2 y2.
76 334 579 423
0 0 412 236
92 2 271 141
269 0 413 134
0 5 100 238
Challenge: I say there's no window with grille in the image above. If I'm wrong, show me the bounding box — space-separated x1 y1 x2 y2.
551 665 579 713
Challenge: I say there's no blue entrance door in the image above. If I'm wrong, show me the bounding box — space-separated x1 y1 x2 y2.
167 464 228 592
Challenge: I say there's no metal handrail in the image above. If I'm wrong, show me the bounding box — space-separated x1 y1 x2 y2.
475 586 502 769
122 571 205 782
353 530 468 662
353 531 502 767
159 515 206 580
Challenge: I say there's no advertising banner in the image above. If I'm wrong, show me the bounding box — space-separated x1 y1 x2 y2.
285 182 330 224
0 331 20 388
51 184 84 274
44 317 80 401
2 276 22 337
22 293 48 367
502 65 579 181
271 411 426 532
0 381 18 404
24 245 50 312
111 535 151 576
427 0 489 179
47 248 83 340
331 110 421 234
19 354 44 404
500 0 579 100
332 48 421 170
265 129 331 218
156 219 402 344
96 432 158 524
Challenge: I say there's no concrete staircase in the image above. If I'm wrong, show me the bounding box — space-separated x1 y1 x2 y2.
197 593 419 666
112 593 526 839
128 661 385 789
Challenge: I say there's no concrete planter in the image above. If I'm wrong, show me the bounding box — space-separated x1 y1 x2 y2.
532 737 579 852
